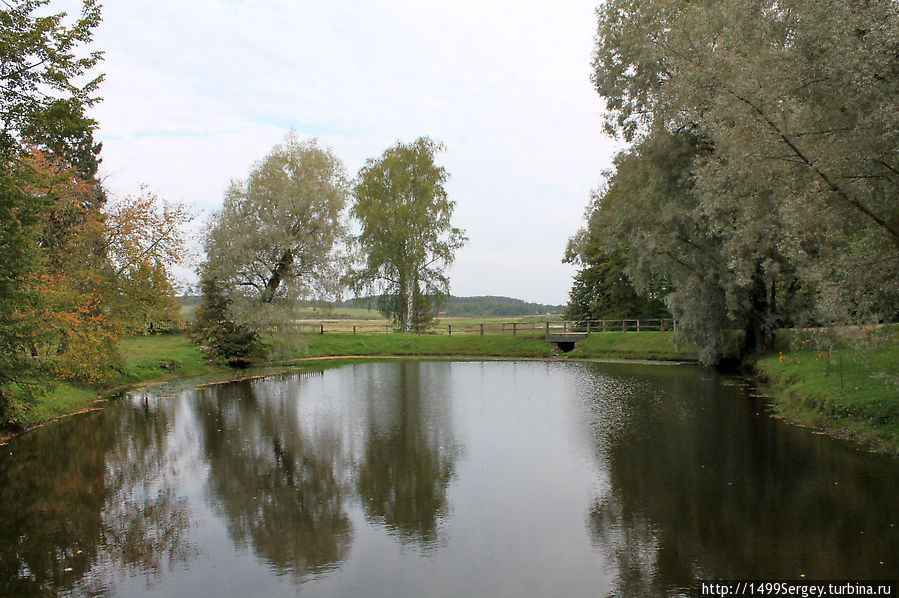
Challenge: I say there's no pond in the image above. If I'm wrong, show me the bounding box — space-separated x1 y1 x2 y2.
1 361 897 596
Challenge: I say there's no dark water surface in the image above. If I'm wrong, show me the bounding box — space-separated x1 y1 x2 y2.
1 361 897 597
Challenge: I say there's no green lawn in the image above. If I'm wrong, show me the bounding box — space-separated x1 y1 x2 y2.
119 333 218 381
293 332 555 358
567 330 698 361
757 326 899 453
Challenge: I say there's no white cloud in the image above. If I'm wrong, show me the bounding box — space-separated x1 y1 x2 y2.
63 0 616 304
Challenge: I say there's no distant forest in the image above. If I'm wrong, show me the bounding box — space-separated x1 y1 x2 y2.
179 295 562 317
331 295 563 317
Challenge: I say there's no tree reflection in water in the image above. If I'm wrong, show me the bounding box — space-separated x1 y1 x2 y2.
581 365 899 597
356 361 458 550
195 362 460 580
195 376 353 582
0 397 196 597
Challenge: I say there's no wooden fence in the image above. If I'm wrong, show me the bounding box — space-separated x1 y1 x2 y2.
289 318 677 336
136 318 676 336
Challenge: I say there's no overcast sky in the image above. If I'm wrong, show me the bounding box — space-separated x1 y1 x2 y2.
64 0 618 305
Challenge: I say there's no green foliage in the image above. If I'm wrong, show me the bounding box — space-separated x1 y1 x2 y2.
192 269 262 366
590 0 899 328
197 133 348 360
202 133 348 326
442 296 562 317
563 230 668 322
349 137 467 332
0 0 103 156
1 0 104 420
578 130 784 364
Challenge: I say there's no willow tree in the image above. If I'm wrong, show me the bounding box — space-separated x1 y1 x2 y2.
200 133 349 335
349 137 467 332
590 0 899 331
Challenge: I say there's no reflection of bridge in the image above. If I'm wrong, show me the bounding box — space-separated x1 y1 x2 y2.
544 333 588 352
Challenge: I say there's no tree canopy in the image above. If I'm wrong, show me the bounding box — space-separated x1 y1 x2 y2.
348 137 467 332
196 133 349 358
569 0 899 364
1 1 191 423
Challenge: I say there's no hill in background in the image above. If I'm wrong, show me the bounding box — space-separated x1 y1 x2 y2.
340 295 563 317
178 294 563 318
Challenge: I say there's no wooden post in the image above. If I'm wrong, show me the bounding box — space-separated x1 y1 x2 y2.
637 319 641 332
545 321 549 334
602 320 606 332
513 323 517 336
586 321 591 333
502 323 505 334
840 354 844 388
353 325 356 335
564 321 568 332
661 320 665 332
448 325 452 336
623 321 627 333
320 323 324 335
480 323 484 336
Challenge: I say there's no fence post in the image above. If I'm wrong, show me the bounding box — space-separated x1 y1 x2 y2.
622 321 627 333
586 321 591 333
320 323 324 335
502 323 505 334
660 320 665 332
637 319 641 332
545 321 549 335
564 321 568 332
513 323 517 336
448 325 452 336
353 325 356 336
480 323 484 336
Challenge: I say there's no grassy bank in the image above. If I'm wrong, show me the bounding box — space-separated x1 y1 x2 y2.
3 334 225 433
567 330 698 361
756 326 899 454
12 328 896 456
291 330 698 361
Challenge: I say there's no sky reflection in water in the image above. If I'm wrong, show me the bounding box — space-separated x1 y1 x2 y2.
1 361 897 597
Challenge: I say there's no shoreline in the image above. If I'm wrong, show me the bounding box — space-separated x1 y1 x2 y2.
4 330 895 455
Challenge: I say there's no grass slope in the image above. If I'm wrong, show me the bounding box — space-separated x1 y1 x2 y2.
4 334 222 432
756 326 899 454
295 333 555 358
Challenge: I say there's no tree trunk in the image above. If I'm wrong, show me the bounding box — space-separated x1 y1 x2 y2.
403 282 414 333
741 267 769 358
261 249 293 303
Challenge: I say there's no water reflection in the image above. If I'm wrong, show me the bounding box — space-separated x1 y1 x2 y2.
1 361 897 597
356 361 457 549
0 400 195 597
195 376 353 580
580 364 899 596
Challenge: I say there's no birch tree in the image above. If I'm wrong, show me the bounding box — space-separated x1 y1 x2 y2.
349 138 467 332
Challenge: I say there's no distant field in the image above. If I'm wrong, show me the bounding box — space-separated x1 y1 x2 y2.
178 296 563 322
280 315 563 335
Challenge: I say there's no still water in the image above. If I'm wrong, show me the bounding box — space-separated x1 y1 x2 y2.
1 361 897 597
